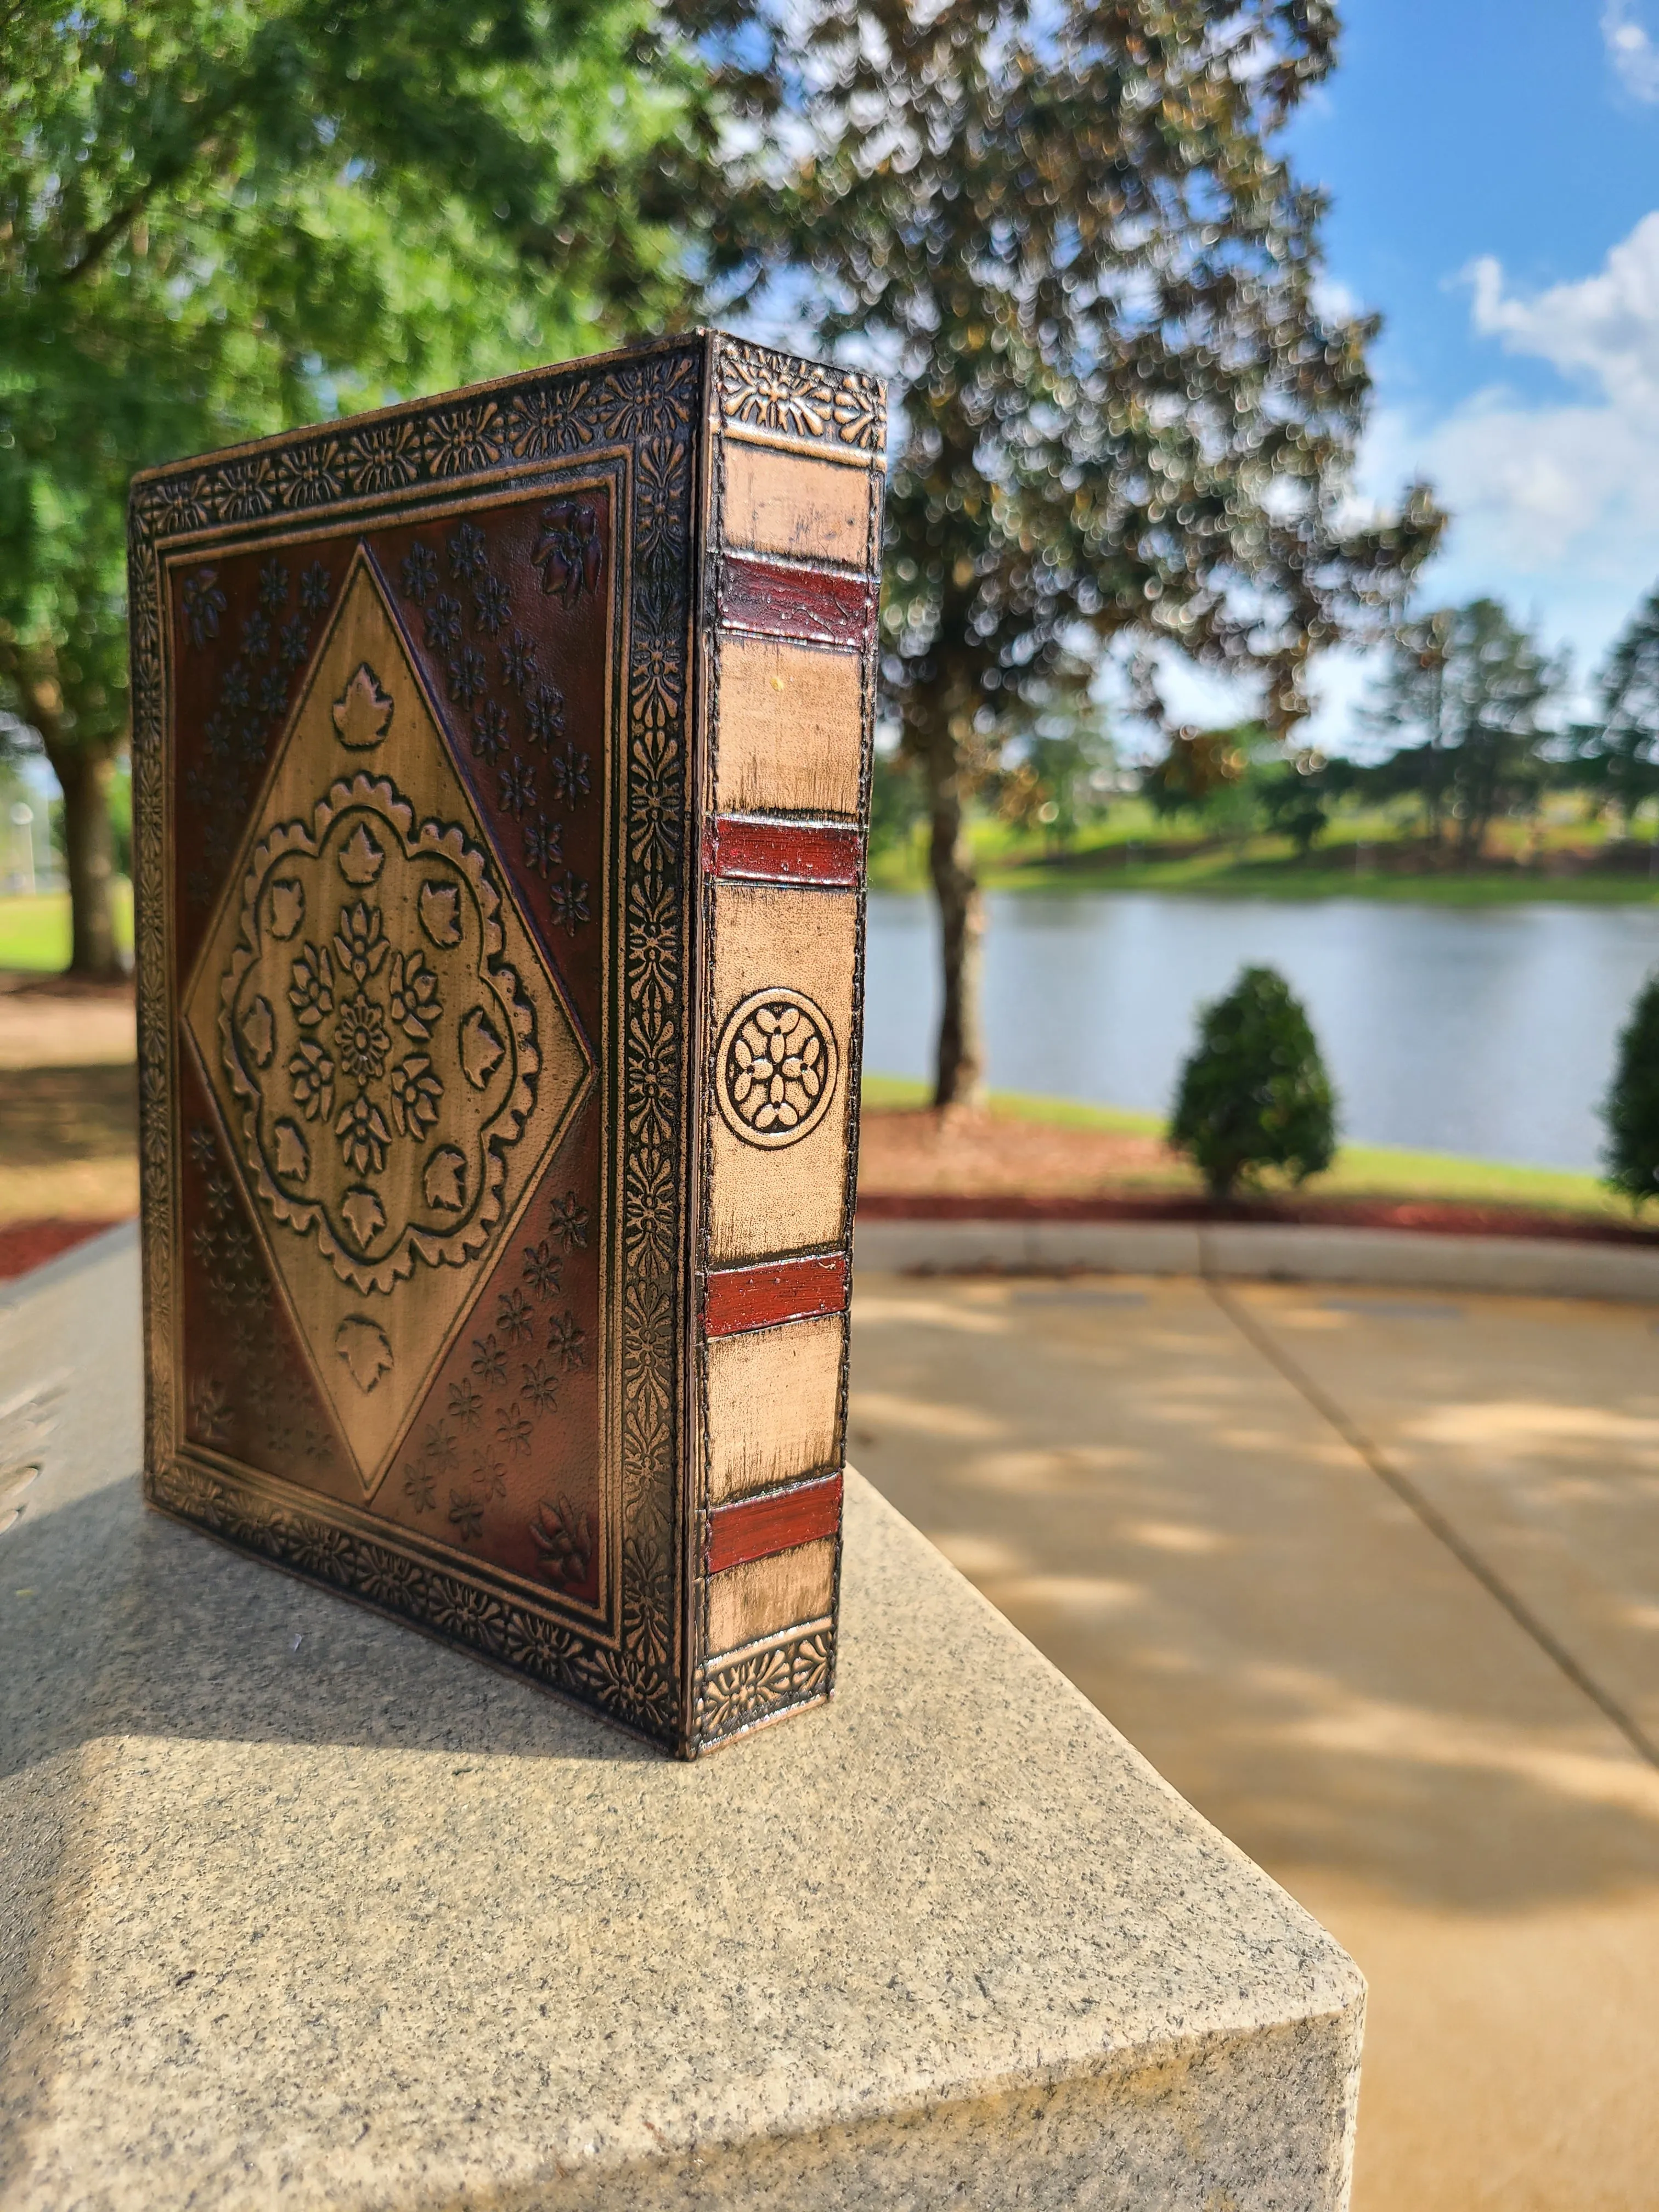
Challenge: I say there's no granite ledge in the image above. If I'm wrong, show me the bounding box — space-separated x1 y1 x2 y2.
0 1235 1363 2209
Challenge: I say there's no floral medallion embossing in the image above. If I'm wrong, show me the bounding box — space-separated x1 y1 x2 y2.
219 772 542 1290
714 986 839 1149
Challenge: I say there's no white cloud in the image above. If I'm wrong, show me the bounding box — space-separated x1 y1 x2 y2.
1127 221 1659 746
1464 211 1659 405
1602 3 1659 101
1414 390 1659 571
1334 212 1659 700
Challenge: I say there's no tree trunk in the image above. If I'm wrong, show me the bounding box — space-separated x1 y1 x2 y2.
919 715 986 1109
49 742 122 978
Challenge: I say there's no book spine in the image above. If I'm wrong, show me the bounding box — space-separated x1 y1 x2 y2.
687 340 885 1751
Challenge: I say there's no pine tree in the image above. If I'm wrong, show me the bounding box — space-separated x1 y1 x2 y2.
1578 584 1659 835
1362 600 1560 859
1171 966 1336 1199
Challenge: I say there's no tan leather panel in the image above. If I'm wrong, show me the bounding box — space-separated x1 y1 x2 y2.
706 883 856 1265
723 443 874 566
714 637 864 819
706 1313 844 1505
706 1536 837 1657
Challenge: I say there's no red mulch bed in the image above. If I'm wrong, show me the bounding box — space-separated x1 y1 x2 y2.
856 1189 1659 1247
0 1218 127 1281
853 1107 1659 1248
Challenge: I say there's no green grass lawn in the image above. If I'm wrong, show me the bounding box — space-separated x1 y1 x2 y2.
869 801 1659 905
982 848 1659 906
860 1075 1626 1220
0 887 133 972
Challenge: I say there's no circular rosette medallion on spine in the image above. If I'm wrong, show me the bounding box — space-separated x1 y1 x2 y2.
219 771 541 1294
714 986 839 1149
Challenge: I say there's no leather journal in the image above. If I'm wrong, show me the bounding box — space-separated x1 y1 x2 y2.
127 333 886 1755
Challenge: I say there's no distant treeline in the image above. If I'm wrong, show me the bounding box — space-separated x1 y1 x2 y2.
873 587 1659 863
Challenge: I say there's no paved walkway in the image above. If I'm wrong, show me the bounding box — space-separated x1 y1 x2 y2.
849 1272 1659 2212
0 981 136 1227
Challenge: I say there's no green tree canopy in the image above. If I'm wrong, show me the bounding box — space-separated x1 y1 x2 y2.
1 0 710 971
993 692 1118 848
704 0 1443 1102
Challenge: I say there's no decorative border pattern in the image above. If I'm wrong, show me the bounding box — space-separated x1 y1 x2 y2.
715 341 884 454
696 1619 836 1745
150 1451 653 1708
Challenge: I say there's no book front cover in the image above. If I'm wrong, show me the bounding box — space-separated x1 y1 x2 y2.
132 349 696 1745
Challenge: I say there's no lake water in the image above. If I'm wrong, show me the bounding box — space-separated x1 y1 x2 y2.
862 892 1659 1173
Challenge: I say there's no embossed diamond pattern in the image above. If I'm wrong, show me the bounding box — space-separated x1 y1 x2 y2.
183 552 590 1498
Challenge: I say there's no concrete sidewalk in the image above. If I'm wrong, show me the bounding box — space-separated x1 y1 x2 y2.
849 1272 1659 2212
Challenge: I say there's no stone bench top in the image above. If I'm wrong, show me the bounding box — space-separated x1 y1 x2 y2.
1 1226 1362 2209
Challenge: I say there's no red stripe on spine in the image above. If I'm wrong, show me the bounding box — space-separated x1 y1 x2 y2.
711 816 863 887
703 1251 849 1337
707 1471 844 1576
720 554 876 647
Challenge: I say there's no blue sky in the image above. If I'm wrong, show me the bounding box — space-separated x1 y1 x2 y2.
1163 0 1659 748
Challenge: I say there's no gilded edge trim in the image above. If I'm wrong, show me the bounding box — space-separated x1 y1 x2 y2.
126 337 885 1753
721 422 881 468
685 335 887 1751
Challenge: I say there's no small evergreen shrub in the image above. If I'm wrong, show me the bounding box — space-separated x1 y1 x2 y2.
1601 972 1659 1207
1170 965 1337 1199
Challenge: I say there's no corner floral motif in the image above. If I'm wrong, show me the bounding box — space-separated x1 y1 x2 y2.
699 1628 835 1739
717 338 885 452
532 500 605 604
182 568 227 647
188 1373 233 1443
531 1494 595 1588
